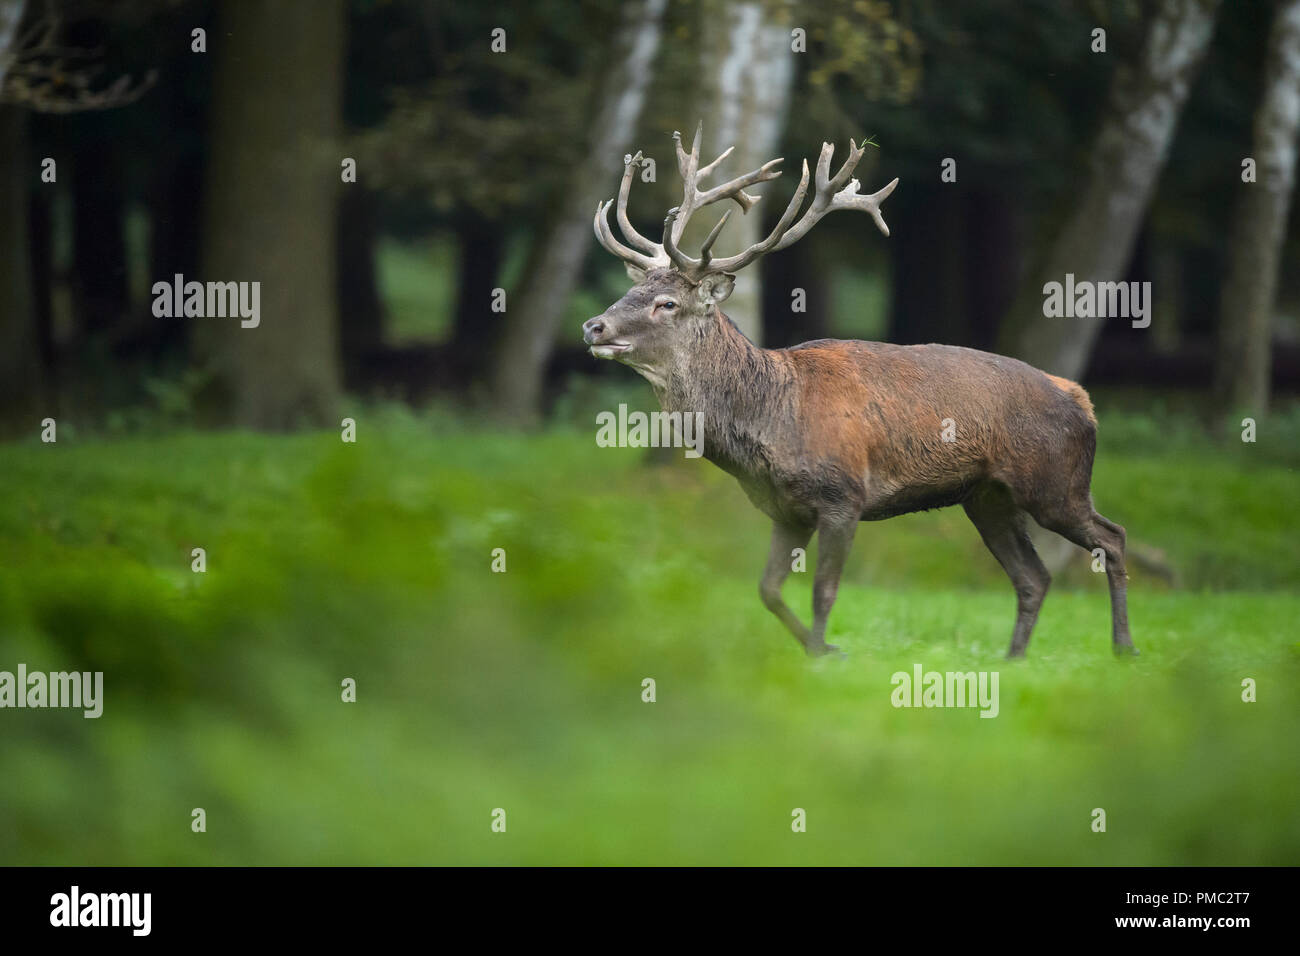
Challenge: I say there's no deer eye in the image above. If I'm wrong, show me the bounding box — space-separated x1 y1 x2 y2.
660 300 676 311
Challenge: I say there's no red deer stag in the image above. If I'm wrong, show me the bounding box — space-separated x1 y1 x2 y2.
584 123 1133 659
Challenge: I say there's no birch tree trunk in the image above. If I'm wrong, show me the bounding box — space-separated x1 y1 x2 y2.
695 0 795 344
1214 0 1300 413
488 0 667 422
1000 0 1222 379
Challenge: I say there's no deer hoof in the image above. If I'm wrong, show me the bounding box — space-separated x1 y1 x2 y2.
807 642 844 660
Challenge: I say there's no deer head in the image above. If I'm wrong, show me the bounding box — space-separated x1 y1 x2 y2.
584 121 899 385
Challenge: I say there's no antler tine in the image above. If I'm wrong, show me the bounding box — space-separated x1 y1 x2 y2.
707 159 811 275
670 123 786 244
616 152 661 256
772 140 897 251
853 176 900 236
812 140 864 196
697 145 735 179
662 206 699 274
695 156 784 213
673 125 702 180
814 141 836 194
696 208 733 272
826 138 867 192
667 120 789 247
595 199 663 273
663 204 738 277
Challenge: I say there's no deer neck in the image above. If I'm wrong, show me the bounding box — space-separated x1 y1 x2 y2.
655 309 793 469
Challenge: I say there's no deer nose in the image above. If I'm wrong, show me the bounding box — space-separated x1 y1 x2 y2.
583 317 607 344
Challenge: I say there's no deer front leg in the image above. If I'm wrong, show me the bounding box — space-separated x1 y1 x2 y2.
810 517 858 657
760 521 814 652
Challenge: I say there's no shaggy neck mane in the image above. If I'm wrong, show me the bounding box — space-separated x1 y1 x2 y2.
656 309 796 470
662 310 778 404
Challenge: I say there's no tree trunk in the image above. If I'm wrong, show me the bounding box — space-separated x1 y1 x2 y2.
0 104 43 435
488 0 667 423
999 0 1222 379
695 0 796 344
1214 0 1300 413
195 0 346 429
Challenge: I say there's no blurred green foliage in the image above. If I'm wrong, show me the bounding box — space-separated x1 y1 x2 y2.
803 0 922 100
0 408 1296 863
350 0 625 218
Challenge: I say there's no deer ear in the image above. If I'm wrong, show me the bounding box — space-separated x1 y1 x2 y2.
696 273 735 306
625 263 647 283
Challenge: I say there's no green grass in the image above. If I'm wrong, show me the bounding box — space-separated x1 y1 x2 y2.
0 408 1296 864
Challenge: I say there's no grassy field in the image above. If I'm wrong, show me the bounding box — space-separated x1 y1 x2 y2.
0 404 1297 864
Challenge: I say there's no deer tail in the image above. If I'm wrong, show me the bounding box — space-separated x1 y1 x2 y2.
1044 373 1096 427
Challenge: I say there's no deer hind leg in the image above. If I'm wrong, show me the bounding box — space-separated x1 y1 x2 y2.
760 521 814 652
1070 510 1134 655
964 483 1051 659
808 516 858 657
1029 499 1136 656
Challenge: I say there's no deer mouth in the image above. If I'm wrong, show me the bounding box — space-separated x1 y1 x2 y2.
590 342 632 359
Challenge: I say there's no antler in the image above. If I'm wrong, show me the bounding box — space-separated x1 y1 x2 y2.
773 139 898 250
594 121 783 275
594 123 898 282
